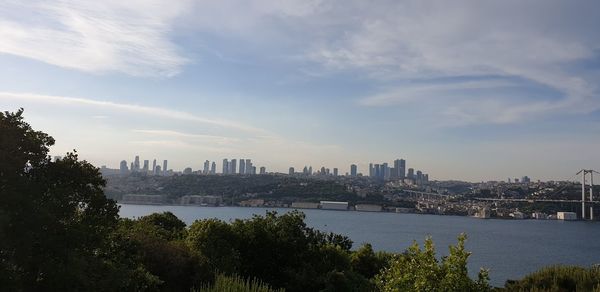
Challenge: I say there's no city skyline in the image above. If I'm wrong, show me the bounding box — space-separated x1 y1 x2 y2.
1 1 600 181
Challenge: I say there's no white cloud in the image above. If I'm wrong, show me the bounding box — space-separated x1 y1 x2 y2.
0 91 266 134
0 0 188 76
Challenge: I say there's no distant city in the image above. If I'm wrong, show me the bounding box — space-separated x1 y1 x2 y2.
100 156 433 184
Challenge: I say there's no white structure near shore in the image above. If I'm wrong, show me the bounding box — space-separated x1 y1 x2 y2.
291 202 320 209
557 212 577 221
320 201 348 210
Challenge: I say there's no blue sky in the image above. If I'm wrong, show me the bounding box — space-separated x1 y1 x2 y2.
1 0 600 181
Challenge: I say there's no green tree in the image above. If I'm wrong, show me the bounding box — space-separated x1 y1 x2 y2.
351 243 392 279
375 234 490 292
504 265 600 291
0 109 156 291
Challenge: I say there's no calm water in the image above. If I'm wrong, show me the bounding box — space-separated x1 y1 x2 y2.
119 204 600 286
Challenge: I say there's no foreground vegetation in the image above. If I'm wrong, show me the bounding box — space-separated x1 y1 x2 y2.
2 108 599 291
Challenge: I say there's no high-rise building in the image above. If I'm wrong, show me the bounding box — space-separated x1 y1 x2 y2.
163 160 168 175
407 168 415 180
130 162 134 172
308 166 312 175
231 159 237 174
152 159 157 174
382 163 389 179
155 165 161 175
119 160 128 175
251 166 256 175
320 166 326 175
222 159 229 174
374 164 380 178
333 168 338 176
289 167 295 175
143 160 149 172
416 170 423 184
303 166 308 175
210 162 216 174
239 159 246 175
398 159 406 179
369 163 374 177
203 160 210 174
245 159 252 174
134 156 140 171
260 166 266 174
350 164 357 176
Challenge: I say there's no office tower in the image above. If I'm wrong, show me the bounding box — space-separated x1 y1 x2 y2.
407 168 415 179
134 156 140 171
424 174 429 182
231 159 237 174
210 162 216 174
289 167 295 175
320 166 326 175
222 159 229 174
155 165 161 175
382 163 389 179
260 166 266 174
522 176 531 183
130 162 134 172
163 160 168 175
245 159 252 174
369 163 374 177
119 160 128 175
333 168 338 176
152 159 156 174
308 166 312 175
239 159 246 175
252 166 256 175
203 160 210 174
374 164 380 178
398 159 406 179
303 166 308 175
143 160 149 172
350 164 357 176
416 170 423 184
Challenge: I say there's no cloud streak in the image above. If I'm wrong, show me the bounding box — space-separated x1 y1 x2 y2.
0 92 266 134
0 0 188 76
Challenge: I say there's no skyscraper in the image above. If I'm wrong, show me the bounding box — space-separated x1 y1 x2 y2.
407 168 415 180
350 164 357 176
143 160 149 172
152 159 157 174
382 163 389 179
134 156 140 171
308 166 312 175
397 159 406 179
369 163 374 177
203 160 210 174
259 166 266 174
289 167 295 175
239 159 246 175
120 160 128 175
333 168 338 176
231 159 237 174
222 159 229 174
155 165 161 175
245 159 252 174
163 160 168 175
210 162 216 174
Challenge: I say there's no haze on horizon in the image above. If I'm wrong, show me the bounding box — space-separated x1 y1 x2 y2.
1 0 599 182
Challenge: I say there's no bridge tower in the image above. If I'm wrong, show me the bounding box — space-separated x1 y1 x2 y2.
578 169 596 220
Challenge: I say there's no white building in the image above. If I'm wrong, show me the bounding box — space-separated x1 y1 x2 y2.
557 212 577 221
320 201 348 210
291 202 320 209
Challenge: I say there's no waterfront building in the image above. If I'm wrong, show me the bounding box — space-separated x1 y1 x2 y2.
355 204 382 212
557 212 577 220
320 201 349 210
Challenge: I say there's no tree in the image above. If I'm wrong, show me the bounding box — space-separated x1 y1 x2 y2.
375 234 490 292
0 109 155 291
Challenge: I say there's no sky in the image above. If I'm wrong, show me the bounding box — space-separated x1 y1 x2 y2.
1 0 600 182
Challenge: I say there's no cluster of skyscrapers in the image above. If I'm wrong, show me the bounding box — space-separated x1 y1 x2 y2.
120 156 168 176
368 159 429 183
118 156 429 183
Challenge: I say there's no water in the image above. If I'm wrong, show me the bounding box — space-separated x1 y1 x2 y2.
119 204 600 287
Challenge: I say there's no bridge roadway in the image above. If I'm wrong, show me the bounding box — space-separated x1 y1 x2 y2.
473 197 600 204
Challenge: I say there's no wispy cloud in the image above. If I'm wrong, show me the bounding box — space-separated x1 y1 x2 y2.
132 129 240 144
0 0 188 76
0 92 266 134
